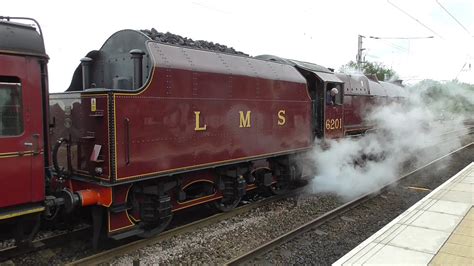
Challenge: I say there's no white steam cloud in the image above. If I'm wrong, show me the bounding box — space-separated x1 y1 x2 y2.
309 80 473 200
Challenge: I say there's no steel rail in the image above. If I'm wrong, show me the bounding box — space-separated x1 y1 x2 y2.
66 187 305 266
225 141 473 265
0 226 90 262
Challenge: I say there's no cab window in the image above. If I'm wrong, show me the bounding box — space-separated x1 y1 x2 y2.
326 83 343 105
0 80 23 136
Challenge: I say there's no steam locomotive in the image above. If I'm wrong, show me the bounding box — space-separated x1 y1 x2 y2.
0 17 405 247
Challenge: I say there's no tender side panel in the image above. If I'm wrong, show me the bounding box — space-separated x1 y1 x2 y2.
113 43 312 180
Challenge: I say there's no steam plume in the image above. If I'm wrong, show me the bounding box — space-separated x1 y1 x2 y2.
309 80 473 200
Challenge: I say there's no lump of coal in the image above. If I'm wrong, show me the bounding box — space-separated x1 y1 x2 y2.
141 28 249 56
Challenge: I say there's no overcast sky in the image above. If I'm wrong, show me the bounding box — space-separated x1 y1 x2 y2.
3 0 473 92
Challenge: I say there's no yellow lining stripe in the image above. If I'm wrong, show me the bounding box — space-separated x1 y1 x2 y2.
108 185 135 233
0 207 45 221
173 195 223 212
116 146 311 180
108 211 135 233
0 150 43 159
114 94 118 179
0 151 23 156
182 179 215 190
0 150 35 156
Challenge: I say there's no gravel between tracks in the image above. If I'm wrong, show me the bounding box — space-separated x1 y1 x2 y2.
252 144 473 265
6 190 344 265
111 193 343 264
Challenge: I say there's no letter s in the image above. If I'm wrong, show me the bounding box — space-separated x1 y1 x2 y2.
277 110 286 126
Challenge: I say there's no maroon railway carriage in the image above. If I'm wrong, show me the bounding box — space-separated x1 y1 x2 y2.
49 29 314 240
0 18 49 239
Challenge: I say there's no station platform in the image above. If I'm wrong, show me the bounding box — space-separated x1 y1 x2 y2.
334 162 474 265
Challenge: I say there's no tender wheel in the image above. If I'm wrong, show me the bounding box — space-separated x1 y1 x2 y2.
137 214 173 238
212 196 241 212
14 214 41 247
268 180 290 195
268 163 302 195
129 186 174 239
213 175 246 212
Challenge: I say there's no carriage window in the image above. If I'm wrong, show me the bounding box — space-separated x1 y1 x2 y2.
0 82 23 136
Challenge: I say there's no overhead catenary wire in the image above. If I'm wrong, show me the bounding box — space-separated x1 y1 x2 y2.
435 0 472 37
369 36 434 40
387 0 444 39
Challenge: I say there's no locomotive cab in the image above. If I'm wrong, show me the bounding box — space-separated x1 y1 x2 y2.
256 55 345 139
287 60 345 139
323 81 344 138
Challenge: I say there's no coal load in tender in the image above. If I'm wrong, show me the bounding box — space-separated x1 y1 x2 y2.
141 28 249 56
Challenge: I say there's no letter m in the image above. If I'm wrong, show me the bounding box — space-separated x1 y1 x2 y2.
239 111 251 128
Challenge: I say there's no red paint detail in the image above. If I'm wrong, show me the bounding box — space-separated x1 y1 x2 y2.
69 180 112 207
172 194 223 212
76 189 100 206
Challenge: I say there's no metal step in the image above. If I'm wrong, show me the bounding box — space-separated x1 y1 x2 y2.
110 227 144 240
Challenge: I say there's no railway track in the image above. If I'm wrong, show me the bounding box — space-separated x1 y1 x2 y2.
66 187 305 266
224 141 473 265
0 226 90 262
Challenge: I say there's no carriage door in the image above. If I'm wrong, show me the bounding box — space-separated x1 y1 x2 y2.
0 78 39 208
324 82 344 139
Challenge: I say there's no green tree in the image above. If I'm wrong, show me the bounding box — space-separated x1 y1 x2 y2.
414 79 474 118
339 61 397 81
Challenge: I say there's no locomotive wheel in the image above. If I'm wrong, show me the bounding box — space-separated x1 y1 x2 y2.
213 196 241 212
14 214 41 247
137 214 173 238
